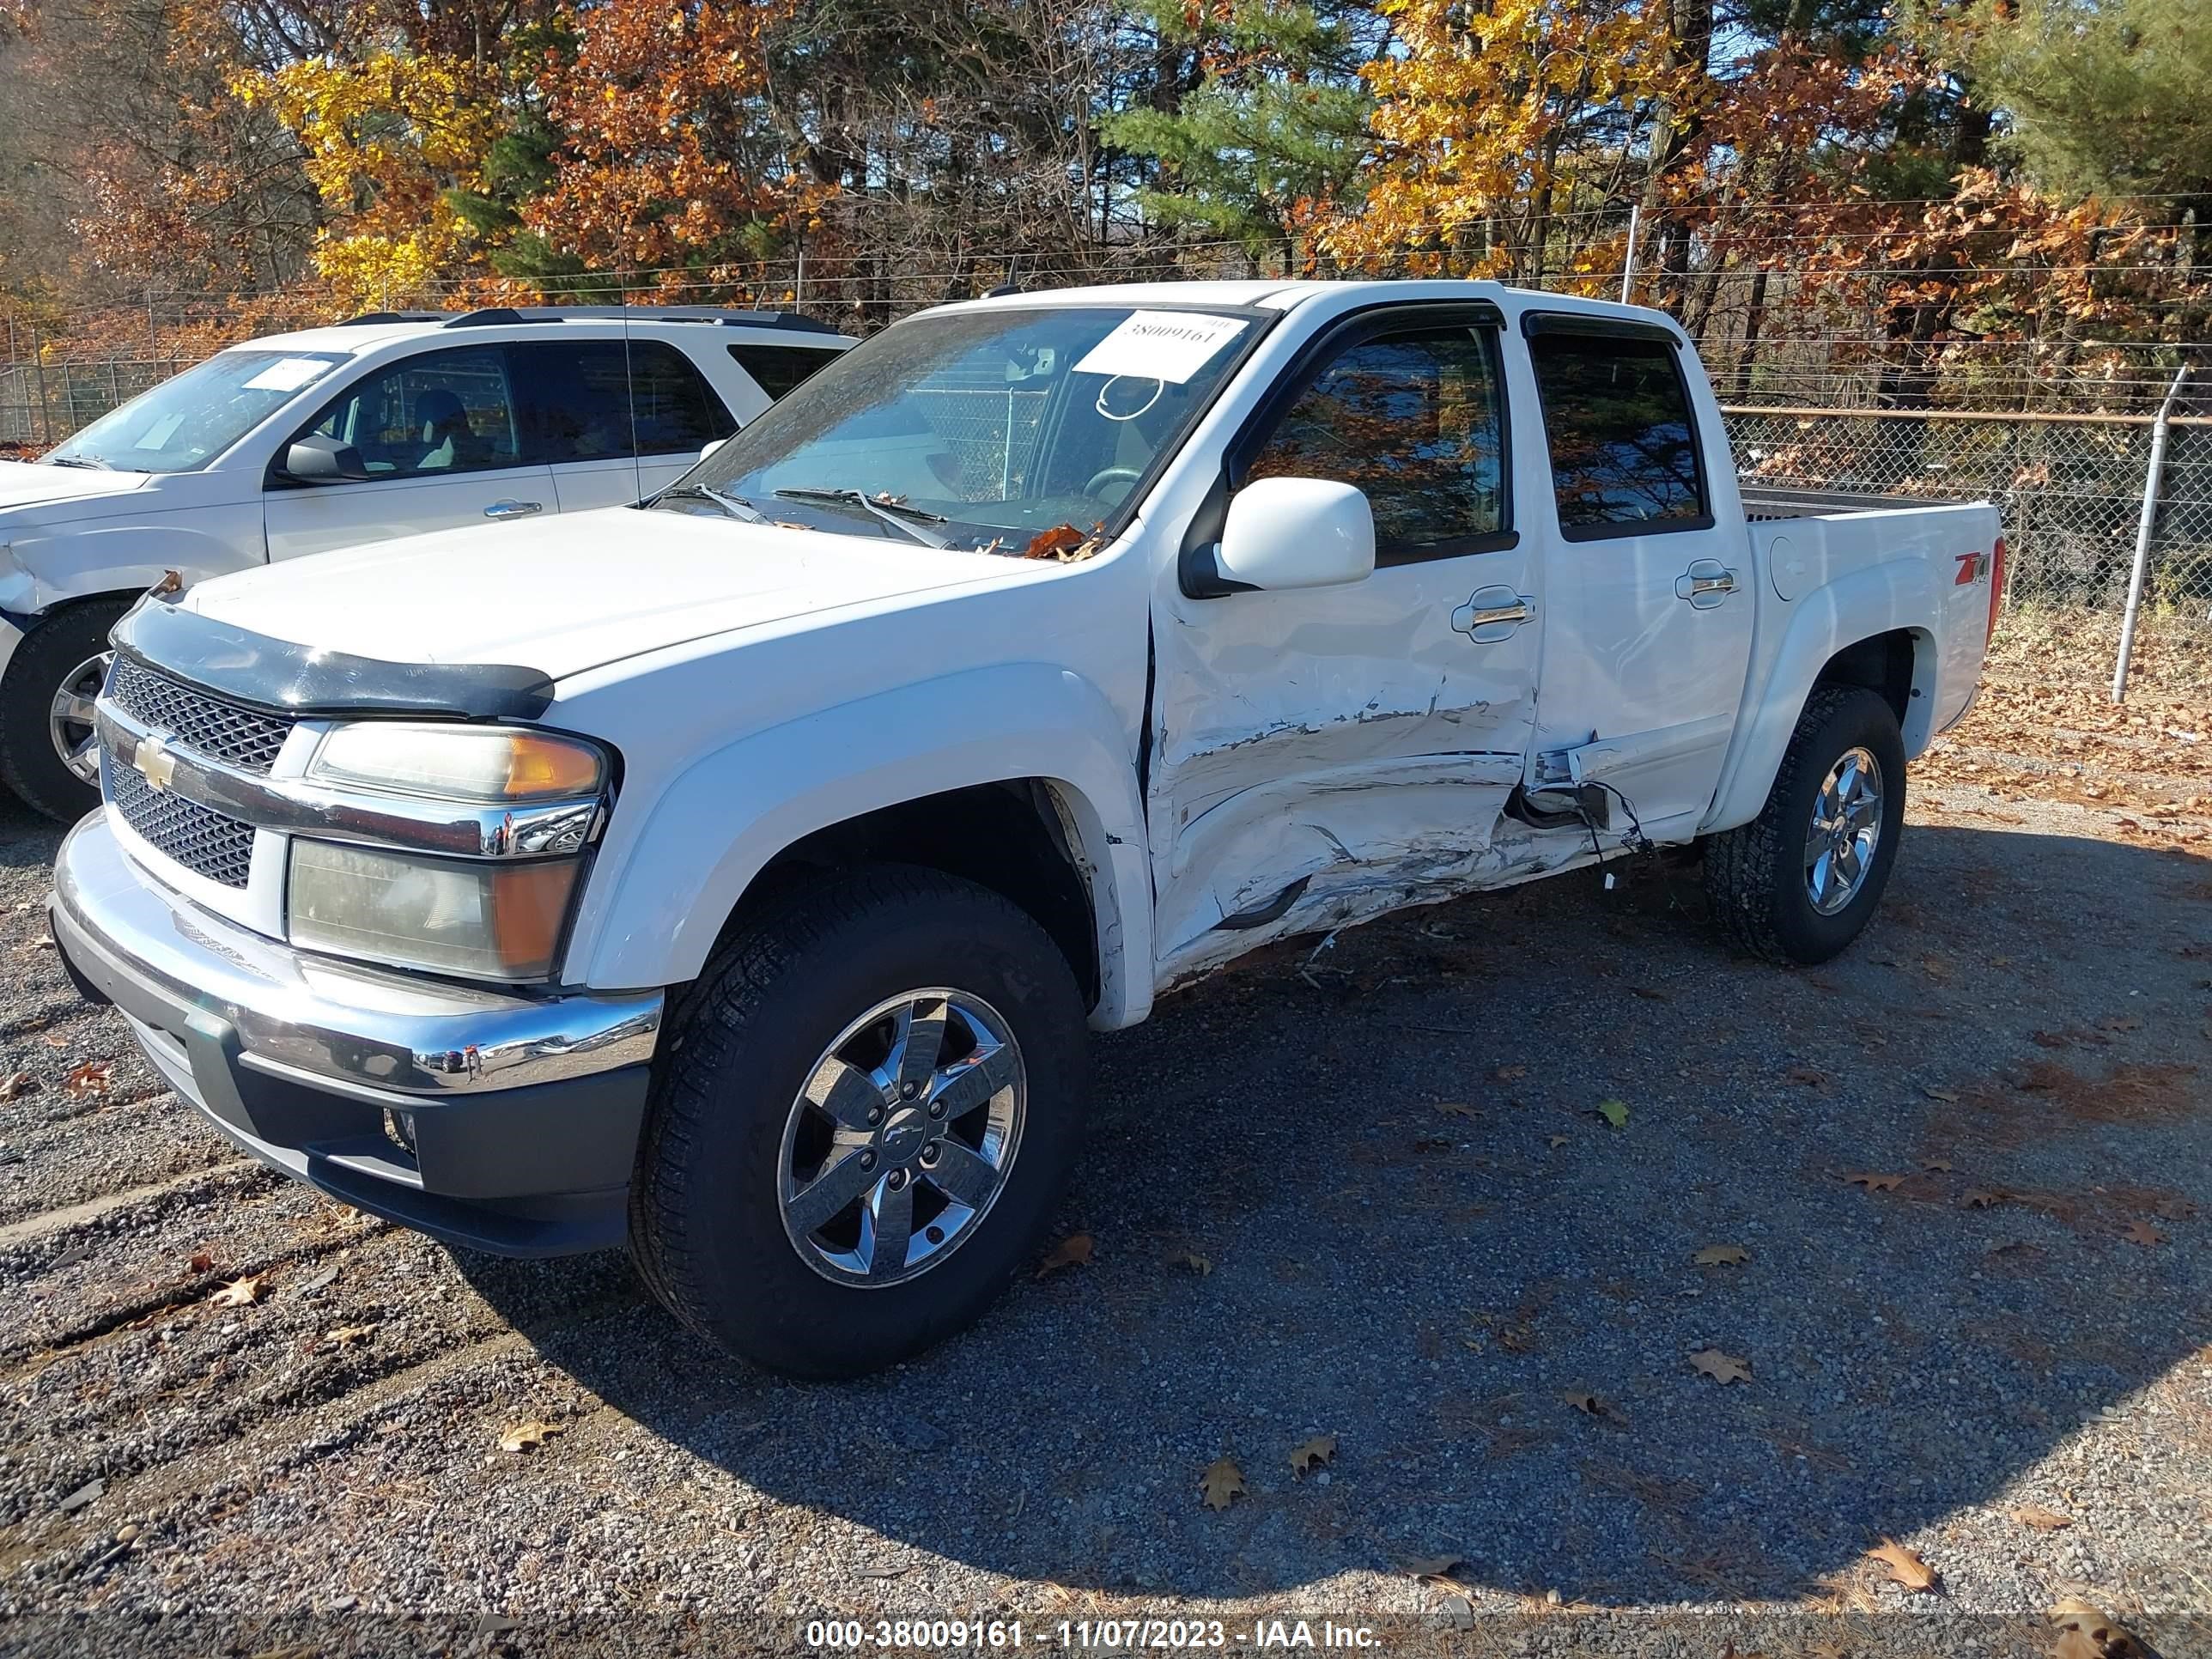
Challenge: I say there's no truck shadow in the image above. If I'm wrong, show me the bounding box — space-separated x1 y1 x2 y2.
398 816 2212 1601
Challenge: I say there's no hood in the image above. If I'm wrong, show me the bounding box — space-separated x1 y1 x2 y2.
0 459 154 514
176 506 1025 682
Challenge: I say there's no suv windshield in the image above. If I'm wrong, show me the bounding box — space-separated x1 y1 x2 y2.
43 349 347 474
669 305 1256 549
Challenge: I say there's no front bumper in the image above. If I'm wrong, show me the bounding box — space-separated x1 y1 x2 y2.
50 812 664 1256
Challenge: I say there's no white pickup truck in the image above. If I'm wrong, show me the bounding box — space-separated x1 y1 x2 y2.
49 280 2002 1376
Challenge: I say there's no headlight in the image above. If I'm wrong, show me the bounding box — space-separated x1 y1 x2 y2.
308 723 605 802
287 840 581 981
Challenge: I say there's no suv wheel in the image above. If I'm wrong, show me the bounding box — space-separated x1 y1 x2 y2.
0 599 128 823
629 865 1089 1377
1704 684 1907 964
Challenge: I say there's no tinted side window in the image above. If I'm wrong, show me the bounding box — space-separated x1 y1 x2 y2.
307 347 520 477
1528 331 1706 532
1243 325 1505 557
518 341 633 465
629 340 734 453
727 342 840 401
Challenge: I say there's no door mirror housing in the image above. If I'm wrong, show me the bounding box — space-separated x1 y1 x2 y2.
1213 477 1376 592
697 438 727 465
281 434 371 485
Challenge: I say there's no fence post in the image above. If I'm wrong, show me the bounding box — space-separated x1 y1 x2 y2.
2112 364 2191 703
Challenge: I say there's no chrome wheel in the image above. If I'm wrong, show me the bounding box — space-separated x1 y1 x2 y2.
49 651 109 785
1804 745 1883 915
777 988 1025 1287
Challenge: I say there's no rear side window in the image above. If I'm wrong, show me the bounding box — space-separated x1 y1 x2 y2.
1243 324 1507 560
515 339 736 463
727 342 839 402
1528 331 1706 536
629 340 735 453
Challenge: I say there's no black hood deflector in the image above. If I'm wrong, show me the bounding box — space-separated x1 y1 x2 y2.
111 594 556 722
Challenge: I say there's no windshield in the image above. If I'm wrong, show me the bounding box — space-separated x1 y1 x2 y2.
43 349 348 474
669 305 1258 550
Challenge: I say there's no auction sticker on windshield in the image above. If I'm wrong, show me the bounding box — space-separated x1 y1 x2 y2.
241 356 337 392
1073 311 1249 383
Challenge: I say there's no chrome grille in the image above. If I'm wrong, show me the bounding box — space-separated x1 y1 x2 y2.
107 762 255 889
106 657 293 775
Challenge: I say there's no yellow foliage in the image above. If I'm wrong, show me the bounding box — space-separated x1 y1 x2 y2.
240 52 504 307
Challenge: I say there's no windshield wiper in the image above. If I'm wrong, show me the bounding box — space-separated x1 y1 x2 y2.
655 481 769 523
45 455 111 471
773 487 951 548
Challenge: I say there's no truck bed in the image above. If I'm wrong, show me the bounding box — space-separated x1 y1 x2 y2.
1738 483 1952 521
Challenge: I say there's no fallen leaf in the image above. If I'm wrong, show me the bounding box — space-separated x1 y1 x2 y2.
1961 1188 2008 1209
2119 1219 2166 1248
1493 1065 1528 1082
0 1071 36 1100
61 1060 112 1100
1844 1171 1907 1192
187 1251 213 1274
1288 1433 1336 1477
1923 1085 1960 1102
2050 1595 2142 1659
1693 1244 1751 1267
1595 1098 1630 1129
1435 1102 1481 1120
42 1033 67 1048
1688 1348 1753 1385
2009 1504 2071 1532
1921 955 1954 981
2097 1015 2142 1033
498 1420 565 1454
1921 1158 1955 1172
324 1323 377 1348
1199 1455 1245 1510
1171 1251 1212 1276
1547 1134 1571 1148
210 1273 269 1308
1401 1554 1462 1582
1023 524 1085 560
1559 1389 1622 1421
1865 1537 1939 1593
1785 1066 1836 1096
1036 1233 1094 1278
1630 985 1672 1001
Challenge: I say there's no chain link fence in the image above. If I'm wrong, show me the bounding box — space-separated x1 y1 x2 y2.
1724 406 2212 617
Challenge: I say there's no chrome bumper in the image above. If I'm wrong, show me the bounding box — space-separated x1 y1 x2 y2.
49 811 663 1255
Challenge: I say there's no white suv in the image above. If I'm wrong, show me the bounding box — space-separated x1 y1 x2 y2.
0 306 852 818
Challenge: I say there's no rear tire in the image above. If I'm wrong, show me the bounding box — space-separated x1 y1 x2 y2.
1704 684 1906 965
0 599 128 823
629 865 1090 1377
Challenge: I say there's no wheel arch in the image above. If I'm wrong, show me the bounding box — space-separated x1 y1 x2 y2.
1703 562 1941 836
565 664 1154 1030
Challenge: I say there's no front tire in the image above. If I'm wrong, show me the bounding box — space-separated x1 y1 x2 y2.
1704 684 1907 965
0 599 129 823
629 865 1090 1377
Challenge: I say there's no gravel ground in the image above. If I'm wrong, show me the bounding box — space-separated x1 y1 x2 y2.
0 721 2207 1657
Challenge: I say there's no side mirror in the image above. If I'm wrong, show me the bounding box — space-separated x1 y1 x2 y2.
1214 477 1376 592
698 438 727 465
281 434 370 484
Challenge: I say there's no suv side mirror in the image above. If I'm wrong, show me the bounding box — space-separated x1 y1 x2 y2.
281 434 370 484
1215 477 1376 592
697 438 727 465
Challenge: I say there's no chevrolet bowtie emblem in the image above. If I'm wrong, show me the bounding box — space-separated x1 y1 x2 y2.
133 734 176 793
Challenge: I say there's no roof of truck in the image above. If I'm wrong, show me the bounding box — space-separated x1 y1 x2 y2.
922 277 1678 331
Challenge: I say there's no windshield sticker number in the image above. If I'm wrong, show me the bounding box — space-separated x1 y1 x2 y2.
1072 312 1248 385
242 357 334 393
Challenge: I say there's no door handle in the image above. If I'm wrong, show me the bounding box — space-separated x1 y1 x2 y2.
1452 584 1534 643
483 499 544 520
1674 560 1738 609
